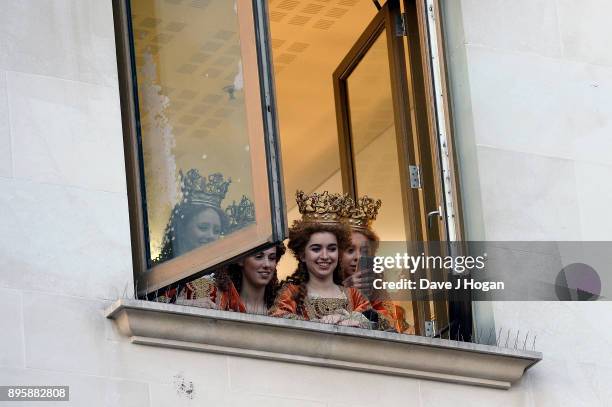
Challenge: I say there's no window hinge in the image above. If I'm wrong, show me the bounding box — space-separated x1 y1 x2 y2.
409 165 422 189
396 12 409 37
425 320 437 337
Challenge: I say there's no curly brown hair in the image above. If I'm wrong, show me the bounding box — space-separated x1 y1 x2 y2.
215 243 286 309
283 221 351 314
340 227 381 281
357 227 380 253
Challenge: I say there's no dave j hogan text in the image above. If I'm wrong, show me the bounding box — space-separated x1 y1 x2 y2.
373 278 505 292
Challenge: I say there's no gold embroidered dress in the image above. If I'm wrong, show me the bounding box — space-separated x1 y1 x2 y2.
174 276 246 312
269 284 372 327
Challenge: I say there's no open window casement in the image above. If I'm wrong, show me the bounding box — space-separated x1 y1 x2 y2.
113 0 285 296
332 0 468 337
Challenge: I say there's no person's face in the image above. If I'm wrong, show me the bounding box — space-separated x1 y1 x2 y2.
342 231 369 278
240 247 278 288
185 207 222 249
300 232 339 281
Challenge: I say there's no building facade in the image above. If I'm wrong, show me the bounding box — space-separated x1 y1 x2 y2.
1 0 611 406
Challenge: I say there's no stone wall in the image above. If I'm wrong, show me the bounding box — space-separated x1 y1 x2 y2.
443 0 612 405
0 0 610 406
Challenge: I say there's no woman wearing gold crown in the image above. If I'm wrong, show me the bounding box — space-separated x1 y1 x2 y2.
155 169 256 264
269 191 372 328
174 242 286 314
155 169 231 264
340 195 413 334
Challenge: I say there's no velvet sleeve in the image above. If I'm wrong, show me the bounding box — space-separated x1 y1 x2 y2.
347 287 371 313
268 284 300 318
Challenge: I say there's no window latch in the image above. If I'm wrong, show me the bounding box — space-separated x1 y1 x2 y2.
427 205 443 229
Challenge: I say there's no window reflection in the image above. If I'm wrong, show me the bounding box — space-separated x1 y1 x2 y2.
347 33 407 241
130 0 257 264
155 170 255 264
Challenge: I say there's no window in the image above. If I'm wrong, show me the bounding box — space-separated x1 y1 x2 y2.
269 0 469 337
113 0 470 338
113 0 285 294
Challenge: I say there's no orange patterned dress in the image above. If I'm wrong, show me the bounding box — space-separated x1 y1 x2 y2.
159 276 246 312
181 276 246 312
269 284 371 324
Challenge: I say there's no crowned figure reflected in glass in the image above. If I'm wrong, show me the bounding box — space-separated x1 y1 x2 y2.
154 169 255 264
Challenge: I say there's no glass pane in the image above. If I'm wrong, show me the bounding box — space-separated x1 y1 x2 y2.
346 33 407 241
130 0 257 265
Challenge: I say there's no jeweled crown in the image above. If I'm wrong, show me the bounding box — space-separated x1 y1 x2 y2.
180 169 231 208
295 190 349 225
226 195 255 232
341 195 382 232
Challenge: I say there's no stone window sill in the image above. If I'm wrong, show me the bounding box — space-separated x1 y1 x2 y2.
106 300 541 389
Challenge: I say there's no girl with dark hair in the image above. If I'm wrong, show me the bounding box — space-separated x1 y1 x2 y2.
154 170 231 264
269 192 371 328
176 243 285 314
155 203 229 263
340 196 412 333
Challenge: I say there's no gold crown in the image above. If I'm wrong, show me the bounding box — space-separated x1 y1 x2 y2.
341 195 382 232
226 195 255 232
295 190 349 225
180 169 231 208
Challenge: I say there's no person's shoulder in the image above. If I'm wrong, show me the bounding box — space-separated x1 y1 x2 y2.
344 286 361 295
345 286 369 302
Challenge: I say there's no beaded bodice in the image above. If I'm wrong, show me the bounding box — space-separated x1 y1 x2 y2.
304 293 351 319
